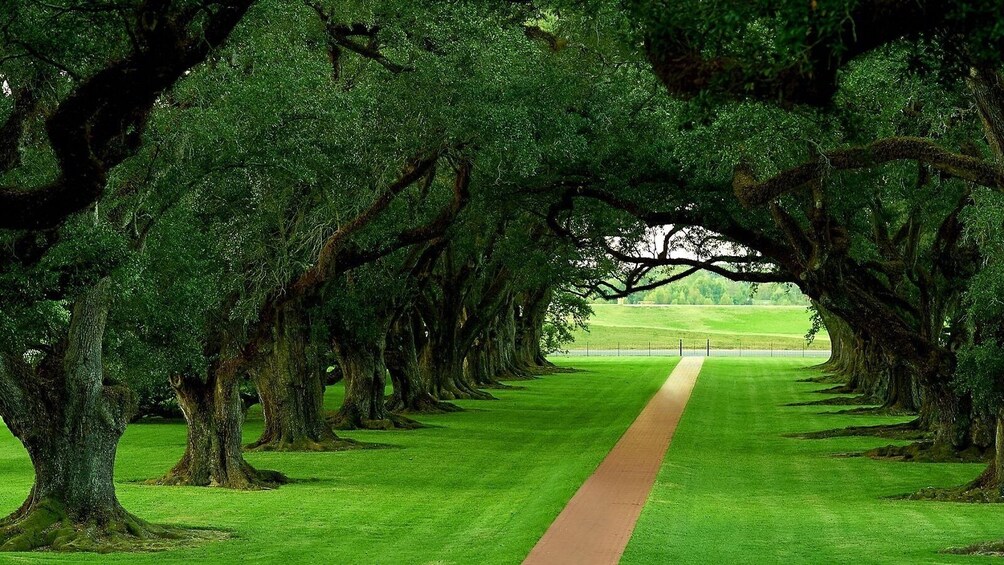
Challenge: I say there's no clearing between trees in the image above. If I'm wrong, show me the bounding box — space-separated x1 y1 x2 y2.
569 305 830 352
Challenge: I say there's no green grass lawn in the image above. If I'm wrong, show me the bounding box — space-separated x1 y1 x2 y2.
0 358 675 564
622 358 1003 564
570 304 829 350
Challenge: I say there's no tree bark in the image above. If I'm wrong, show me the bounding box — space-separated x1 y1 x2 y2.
815 304 853 375
919 381 975 457
467 333 507 388
330 336 419 430
0 279 183 551
154 360 286 489
880 359 918 413
246 302 354 451
386 315 459 413
429 339 494 401
424 294 495 400
515 288 556 372
494 300 534 380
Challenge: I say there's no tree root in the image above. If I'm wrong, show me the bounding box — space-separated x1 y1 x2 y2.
943 539 1004 556
832 404 917 417
813 384 859 394
495 368 539 381
862 441 988 463
904 464 1004 503
435 382 496 401
244 435 363 452
788 420 926 441
0 499 226 552
786 395 876 407
327 411 423 431
385 394 462 414
796 373 846 384
149 462 287 490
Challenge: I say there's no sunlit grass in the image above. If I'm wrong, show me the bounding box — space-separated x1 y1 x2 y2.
570 304 829 350
623 359 1002 564
0 357 674 564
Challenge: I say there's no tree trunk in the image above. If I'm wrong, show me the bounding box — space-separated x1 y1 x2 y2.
429 341 494 401
879 359 918 414
495 301 534 380
917 379 976 458
330 337 418 430
515 288 556 371
0 279 184 551
916 412 1004 501
467 325 507 388
155 361 286 489
425 300 494 400
247 303 353 451
815 304 852 375
386 315 459 413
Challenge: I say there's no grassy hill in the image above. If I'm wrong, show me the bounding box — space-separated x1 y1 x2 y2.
568 304 829 351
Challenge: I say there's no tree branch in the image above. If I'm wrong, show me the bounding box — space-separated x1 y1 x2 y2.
734 137 1004 207
0 0 255 230
645 0 947 107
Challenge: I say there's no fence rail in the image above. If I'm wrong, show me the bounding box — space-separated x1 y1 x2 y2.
550 339 830 358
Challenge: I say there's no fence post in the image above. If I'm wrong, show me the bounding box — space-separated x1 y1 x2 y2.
586 341 588 357
770 342 773 357
617 342 620 357
706 338 710 357
649 342 652 356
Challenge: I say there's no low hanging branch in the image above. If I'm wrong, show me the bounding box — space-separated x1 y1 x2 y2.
294 150 449 292
603 243 793 284
543 182 793 300
0 0 256 230
545 183 798 281
734 136 1004 207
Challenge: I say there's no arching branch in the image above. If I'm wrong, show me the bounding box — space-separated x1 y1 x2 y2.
307 1 411 81
0 0 256 230
734 137 1004 207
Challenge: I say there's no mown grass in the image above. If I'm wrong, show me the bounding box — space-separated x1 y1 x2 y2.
0 357 674 564
570 304 829 351
622 358 1003 564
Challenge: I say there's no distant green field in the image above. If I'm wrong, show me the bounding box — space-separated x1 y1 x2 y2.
569 304 829 350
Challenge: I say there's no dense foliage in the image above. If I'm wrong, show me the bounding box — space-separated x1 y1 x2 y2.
2 0 1004 557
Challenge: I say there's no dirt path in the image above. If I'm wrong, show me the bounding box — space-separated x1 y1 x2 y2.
522 357 704 565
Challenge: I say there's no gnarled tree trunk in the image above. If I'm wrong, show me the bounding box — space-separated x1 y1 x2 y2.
330 335 418 430
386 315 458 413
0 279 184 551
493 300 533 380
247 302 353 451
429 339 494 401
880 358 918 414
515 287 556 372
155 353 285 489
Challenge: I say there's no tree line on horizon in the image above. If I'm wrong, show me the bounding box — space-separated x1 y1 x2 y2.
594 271 810 306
